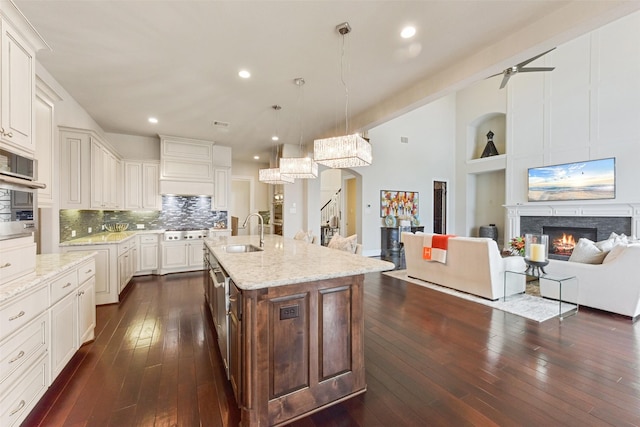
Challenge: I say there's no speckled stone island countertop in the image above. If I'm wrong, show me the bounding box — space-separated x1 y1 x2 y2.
205 235 395 291
0 251 97 304
59 229 164 246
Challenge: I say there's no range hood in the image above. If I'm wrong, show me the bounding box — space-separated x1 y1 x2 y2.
160 179 214 196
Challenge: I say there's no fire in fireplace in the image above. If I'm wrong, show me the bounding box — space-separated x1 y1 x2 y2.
543 226 597 260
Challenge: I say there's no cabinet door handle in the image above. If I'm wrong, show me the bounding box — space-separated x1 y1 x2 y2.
4 131 12 138
0 262 11 269
63 282 73 288
8 311 25 321
85 269 93 274
10 399 25 416
9 350 25 364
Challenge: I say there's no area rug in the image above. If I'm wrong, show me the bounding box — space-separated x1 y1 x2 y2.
383 270 576 322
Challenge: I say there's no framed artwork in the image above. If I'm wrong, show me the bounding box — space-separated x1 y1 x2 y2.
528 157 615 202
380 190 418 217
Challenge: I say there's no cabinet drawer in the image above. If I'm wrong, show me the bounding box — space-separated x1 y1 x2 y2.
50 270 78 304
139 234 158 244
0 286 48 341
0 241 36 286
118 241 131 256
0 312 47 388
0 352 49 427
77 259 96 284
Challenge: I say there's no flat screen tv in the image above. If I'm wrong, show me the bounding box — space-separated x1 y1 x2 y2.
528 157 615 202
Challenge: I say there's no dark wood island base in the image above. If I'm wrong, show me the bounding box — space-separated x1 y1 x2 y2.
235 274 366 426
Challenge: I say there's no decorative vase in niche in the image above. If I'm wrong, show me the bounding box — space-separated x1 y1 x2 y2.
524 233 549 276
479 224 498 242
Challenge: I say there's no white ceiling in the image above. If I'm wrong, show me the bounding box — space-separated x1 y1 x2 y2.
15 1 640 163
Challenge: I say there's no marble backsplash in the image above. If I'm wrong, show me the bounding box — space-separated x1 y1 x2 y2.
60 195 227 242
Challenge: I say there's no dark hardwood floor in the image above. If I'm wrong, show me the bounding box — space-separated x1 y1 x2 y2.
23 271 640 426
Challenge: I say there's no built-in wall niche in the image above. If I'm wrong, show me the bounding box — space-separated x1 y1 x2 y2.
467 169 506 247
467 112 506 161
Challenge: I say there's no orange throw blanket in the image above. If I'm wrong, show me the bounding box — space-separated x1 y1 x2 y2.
422 234 455 263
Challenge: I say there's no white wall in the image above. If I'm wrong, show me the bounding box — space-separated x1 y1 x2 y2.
106 132 160 160
360 94 457 255
507 11 640 205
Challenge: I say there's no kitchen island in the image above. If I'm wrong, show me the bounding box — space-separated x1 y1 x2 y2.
204 235 394 427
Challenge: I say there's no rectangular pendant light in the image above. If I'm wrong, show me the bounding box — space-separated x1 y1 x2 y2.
259 168 294 184
313 134 372 168
279 157 318 179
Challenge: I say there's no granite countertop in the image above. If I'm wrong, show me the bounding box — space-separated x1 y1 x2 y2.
205 235 394 291
0 251 97 303
60 229 165 246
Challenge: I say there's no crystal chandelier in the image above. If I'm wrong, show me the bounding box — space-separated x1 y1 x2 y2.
279 78 318 179
259 167 294 184
314 22 372 169
259 105 294 184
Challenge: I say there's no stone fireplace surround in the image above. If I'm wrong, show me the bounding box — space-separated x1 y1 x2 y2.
505 203 640 253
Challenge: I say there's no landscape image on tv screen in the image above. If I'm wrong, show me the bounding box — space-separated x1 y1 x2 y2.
528 157 615 202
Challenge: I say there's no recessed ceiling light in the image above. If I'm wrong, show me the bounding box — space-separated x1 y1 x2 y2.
272 135 279 141
253 155 260 160
401 26 416 39
239 69 251 78
148 117 158 124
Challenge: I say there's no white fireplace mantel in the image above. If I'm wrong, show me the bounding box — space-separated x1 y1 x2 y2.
504 203 640 245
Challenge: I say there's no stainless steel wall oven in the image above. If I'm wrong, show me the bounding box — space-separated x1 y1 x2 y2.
0 148 45 240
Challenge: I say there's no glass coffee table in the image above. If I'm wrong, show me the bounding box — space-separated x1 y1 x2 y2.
504 270 579 320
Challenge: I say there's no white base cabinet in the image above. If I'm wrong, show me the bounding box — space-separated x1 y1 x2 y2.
0 254 96 427
136 234 159 275
159 240 204 275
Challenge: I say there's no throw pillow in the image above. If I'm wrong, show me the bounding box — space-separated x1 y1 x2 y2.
328 234 358 253
293 229 312 243
569 238 607 264
603 243 628 264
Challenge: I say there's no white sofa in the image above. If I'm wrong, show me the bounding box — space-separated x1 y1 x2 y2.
403 232 526 300
540 244 640 320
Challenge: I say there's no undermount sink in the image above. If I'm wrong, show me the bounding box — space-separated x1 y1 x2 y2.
224 244 264 253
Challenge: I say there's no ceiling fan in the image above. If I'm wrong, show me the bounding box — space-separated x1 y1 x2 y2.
490 48 556 89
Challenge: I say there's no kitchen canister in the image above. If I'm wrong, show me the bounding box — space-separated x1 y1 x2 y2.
479 224 498 242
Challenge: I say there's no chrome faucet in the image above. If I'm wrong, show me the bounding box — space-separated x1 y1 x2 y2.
242 212 264 247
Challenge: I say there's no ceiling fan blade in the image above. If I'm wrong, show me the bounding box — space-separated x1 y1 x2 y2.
499 73 511 89
487 71 504 78
517 47 556 67
518 67 555 73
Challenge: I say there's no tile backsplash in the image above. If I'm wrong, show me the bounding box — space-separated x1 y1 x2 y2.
60 195 227 242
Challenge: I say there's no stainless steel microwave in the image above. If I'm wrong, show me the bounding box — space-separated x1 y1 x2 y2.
0 148 45 240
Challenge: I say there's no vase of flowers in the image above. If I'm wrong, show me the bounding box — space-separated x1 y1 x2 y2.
509 236 525 256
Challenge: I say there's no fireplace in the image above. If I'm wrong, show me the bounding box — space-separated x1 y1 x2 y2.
542 226 597 260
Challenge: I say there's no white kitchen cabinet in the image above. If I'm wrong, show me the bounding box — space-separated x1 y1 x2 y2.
136 234 159 275
188 240 205 270
49 290 76 381
34 78 60 208
0 4 48 155
59 128 91 209
124 161 160 210
59 127 122 210
0 251 95 427
0 236 36 286
117 239 135 294
77 276 95 345
212 144 232 167
91 138 121 209
213 167 229 211
159 240 204 275
61 245 116 305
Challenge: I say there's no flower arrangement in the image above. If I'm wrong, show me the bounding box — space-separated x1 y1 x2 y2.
509 236 525 256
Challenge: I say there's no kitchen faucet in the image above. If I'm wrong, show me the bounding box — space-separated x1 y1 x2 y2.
242 212 264 247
